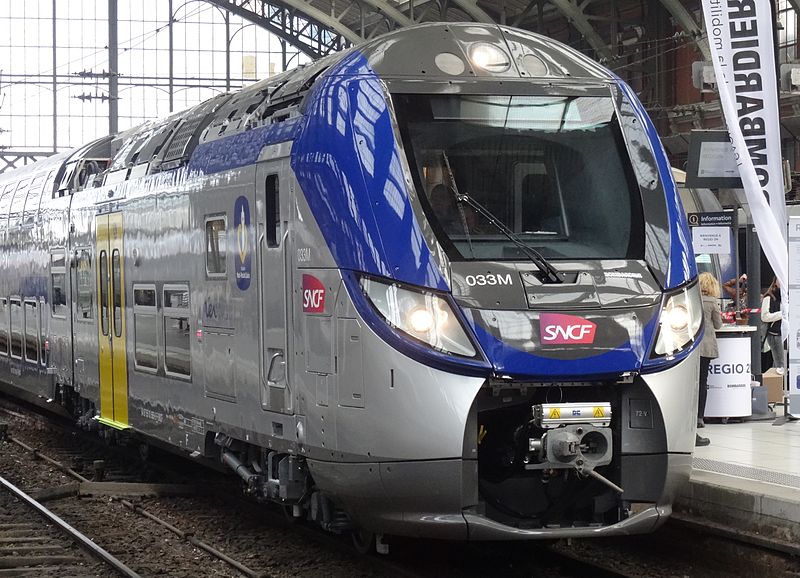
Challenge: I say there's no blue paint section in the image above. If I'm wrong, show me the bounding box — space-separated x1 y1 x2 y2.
187 120 302 176
616 80 696 289
341 272 492 377
463 308 658 379
291 51 448 291
462 302 698 378
471 323 642 379
233 195 252 291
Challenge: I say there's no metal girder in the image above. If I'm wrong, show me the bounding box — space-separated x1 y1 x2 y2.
204 0 361 58
206 0 503 61
658 0 711 60
357 0 416 28
449 0 496 24
0 151 56 174
549 0 613 62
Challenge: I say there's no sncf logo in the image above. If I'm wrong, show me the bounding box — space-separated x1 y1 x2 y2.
302 275 326 313
540 313 597 345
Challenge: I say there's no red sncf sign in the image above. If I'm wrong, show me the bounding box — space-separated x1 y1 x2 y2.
539 313 596 345
302 274 326 313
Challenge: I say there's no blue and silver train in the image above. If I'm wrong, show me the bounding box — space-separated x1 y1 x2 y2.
0 23 701 546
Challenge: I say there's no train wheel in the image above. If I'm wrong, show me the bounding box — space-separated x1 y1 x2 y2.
351 529 375 555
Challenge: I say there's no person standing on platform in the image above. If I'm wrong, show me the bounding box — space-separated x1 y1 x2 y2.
697 272 723 447
722 273 748 322
761 277 784 375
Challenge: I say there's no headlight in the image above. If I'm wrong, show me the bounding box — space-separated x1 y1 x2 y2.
359 276 477 357
469 43 511 73
652 283 702 358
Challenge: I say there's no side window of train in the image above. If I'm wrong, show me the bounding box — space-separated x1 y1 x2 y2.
112 250 122 338
266 174 280 247
38 297 46 366
24 300 38 364
10 298 22 359
76 248 94 320
133 284 158 372
50 250 67 318
99 251 109 336
205 216 227 277
163 284 191 379
0 298 8 356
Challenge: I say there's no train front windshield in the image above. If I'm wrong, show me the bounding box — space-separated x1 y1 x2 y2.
394 94 645 261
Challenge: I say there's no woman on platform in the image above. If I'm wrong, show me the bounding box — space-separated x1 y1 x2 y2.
761 277 784 375
697 272 723 446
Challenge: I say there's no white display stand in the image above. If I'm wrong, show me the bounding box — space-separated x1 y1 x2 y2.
788 217 800 417
704 325 757 418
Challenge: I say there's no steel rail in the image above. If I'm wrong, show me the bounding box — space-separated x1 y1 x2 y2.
9 435 91 483
0 474 141 578
4 422 260 578
118 499 264 578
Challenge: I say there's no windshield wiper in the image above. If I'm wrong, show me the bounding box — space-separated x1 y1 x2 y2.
440 152 562 284
456 192 563 284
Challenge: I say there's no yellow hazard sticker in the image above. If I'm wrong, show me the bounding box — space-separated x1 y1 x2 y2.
593 407 605 418
549 407 561 419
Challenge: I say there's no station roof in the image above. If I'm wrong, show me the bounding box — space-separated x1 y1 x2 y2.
202 0 714 63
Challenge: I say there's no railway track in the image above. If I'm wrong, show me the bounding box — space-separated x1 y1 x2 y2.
4 397 796 578
0 398 632 577
0 473 138 577
0 400 408 577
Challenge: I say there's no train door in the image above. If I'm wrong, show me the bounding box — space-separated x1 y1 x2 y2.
256 160 293 414
95 212 129 428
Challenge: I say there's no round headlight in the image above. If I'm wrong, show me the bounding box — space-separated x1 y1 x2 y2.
666 304 689 332
470 43 511 73
408 308 435 333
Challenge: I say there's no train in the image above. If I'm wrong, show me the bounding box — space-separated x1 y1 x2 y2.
0 23 702 549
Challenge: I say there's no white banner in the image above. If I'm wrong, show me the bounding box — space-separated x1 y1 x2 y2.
701 0 788 338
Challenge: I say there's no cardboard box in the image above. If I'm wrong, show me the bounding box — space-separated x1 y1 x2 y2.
761 368 786 404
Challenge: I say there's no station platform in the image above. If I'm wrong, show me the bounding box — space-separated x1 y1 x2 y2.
675 416 800 546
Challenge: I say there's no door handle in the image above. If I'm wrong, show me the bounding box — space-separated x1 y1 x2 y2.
267 351 284 385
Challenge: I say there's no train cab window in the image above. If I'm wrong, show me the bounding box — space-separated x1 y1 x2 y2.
99 251 109 336
395 94 644 261
266 174 280 247
133 285 158 371
112 249 122 338
10 299 22 359
76 249 94 320
0 298 8 356
57 161 78 196
205 217 227 276
163 285 190 378
24 300 38 363
50 250 67 318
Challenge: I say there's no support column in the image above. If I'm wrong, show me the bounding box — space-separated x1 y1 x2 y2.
52 0 57 151
747 222 762 381
108 0 118 135
169 0 174 112
225 11 231 93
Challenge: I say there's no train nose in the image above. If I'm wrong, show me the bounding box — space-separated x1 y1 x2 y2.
450 261 663 380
